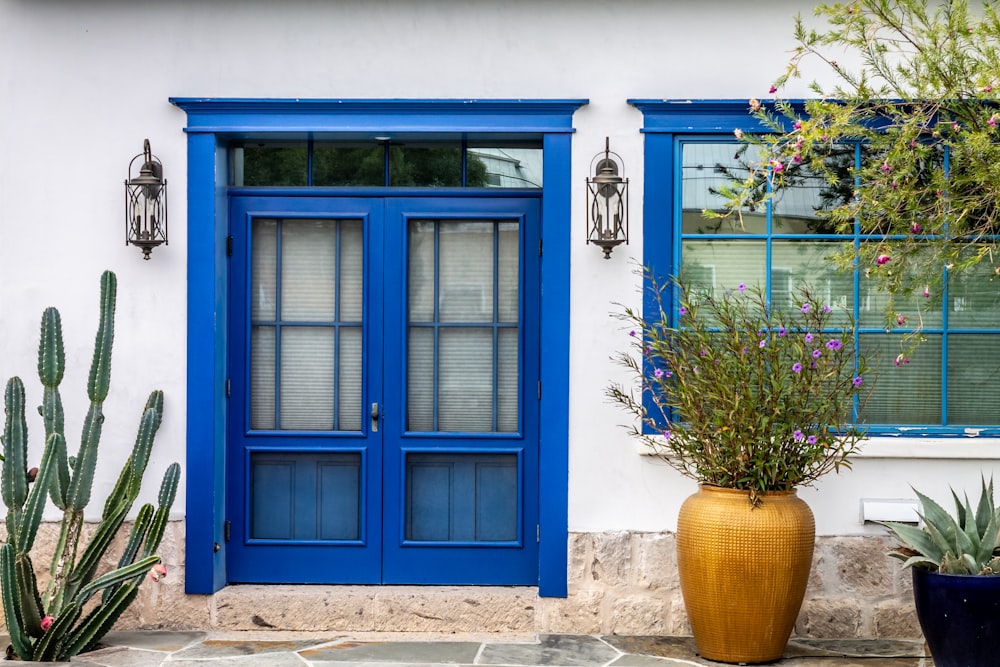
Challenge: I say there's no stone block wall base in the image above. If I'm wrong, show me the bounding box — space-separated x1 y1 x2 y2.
1 523 923 639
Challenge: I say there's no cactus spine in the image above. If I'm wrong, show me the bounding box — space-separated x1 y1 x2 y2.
0 271 180 661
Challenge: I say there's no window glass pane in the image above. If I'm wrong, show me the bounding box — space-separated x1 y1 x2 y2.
389 144 462 187
250 326 276 430
859 334 942 425
771 147 854 235
948 248 1000 329
440 222 495 323
467 143 543 188
859 267 943 329
280 327 335 430
681 240 766 296
682 143 766 235
771 240 854 321
408 220 436 322
281 220 336 321
312 143 385 186
405 453 517 542
238 144 308 186
948 334 1000 425
251 219 277 321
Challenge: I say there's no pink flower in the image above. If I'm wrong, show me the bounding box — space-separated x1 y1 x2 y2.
984 85 994 93
793 120 802 130
876 254 891 265
793 153 803 163
772 160 784 173
911 223 922 234
40 616 53 632
923 286 931 298
896 314 907 326
880 161 892 173
149 563 168 582
769 85 778 94
990 116 998 129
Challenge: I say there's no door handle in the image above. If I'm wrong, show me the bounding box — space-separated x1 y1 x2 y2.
371 402 379 432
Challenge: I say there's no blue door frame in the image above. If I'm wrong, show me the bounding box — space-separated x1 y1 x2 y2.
170 98 586 595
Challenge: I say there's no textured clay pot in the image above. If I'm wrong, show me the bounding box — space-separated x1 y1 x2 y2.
912 568 1000 667
676 485 815 664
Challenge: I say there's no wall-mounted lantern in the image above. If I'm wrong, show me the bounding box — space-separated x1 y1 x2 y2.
586 137 628 259
125 139 168 260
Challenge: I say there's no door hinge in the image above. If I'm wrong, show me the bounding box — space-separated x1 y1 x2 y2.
227 236 233 257
224 520 231 542
536 524 540 543
225 379 231 398
538 239 543 257
537 381 541 400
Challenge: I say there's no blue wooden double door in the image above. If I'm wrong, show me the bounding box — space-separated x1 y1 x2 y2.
227 194 541 585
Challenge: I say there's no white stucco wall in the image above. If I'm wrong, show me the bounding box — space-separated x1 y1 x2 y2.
1 0 996 537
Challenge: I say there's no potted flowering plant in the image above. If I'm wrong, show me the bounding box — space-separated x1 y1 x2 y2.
608 273 872 664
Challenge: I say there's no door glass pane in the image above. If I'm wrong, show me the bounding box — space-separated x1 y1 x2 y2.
440 222 494 323
282 220 336 321
250 326 276 430
281 327 335 430
405 453 518 542
407 218 520 433
251 220 277 320
250 217 363 432
251 452 361 540
439 328 493 432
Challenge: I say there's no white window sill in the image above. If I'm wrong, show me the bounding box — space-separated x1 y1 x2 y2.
637 436 1000 460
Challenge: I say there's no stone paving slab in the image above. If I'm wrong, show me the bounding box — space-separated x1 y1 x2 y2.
3 631 934 665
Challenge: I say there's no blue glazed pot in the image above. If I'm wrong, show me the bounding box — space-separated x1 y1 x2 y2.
912 568 1000 667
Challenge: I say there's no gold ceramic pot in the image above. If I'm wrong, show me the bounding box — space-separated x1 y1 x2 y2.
676 485 815 664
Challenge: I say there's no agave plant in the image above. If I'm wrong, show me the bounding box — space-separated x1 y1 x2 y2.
882 476 1000 575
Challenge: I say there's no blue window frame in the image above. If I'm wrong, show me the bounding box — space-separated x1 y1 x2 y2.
630 99 1000 437
170 98 586 595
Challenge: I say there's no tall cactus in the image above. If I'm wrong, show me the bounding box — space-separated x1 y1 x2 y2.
0 271 180 661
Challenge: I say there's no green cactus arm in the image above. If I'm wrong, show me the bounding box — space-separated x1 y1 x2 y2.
15 553 45 638
127 405 162 500
62 503 128 604
142 464 181 558
3 377 29 513
44 509 83 616
18 432 61 554
119 503 154 568
102 457 132 520
1 544 33 660
87 270 116 403
31 601 81 663
37 307 66 390
66 403 105 512
102 504 153 606
73 555 159 607
60 583 138 661
43 389 69 511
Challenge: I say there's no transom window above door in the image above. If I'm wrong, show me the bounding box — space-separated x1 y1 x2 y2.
230 138 543 188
